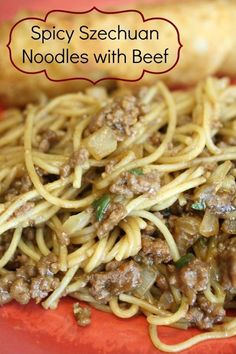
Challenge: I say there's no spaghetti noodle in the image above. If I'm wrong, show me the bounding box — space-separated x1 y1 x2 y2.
0 77 236 352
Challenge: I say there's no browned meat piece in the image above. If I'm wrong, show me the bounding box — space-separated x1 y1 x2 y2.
186 295 225 329
169 259 209 305
86 96 144 141
196 185 236 217
150 131 161 146
60 148 89 178
110 170 160 198
22 227 35 241
197 295 225 321
73 303 91 327
173 216 201 256
60 164 71 178
97 202 126 238
13 202 35 217
156 273 169 291
206 192 236 216
218 237 236 290
143 222 156 236
0 255 60 306
70 148 89 167
38 129 59 153
19 175 33 194
222 219 236 234
138 235 172 266
30 276 60 303
4 175 33 201
9 278 31 305
0 273 16 305
89 260 141 303
0 231 13 258
37 254 59 277
16 262 37 280
105 159 117 174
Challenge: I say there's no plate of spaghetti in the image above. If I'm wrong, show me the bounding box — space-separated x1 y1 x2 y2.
1 0 236 353
1 76 236 354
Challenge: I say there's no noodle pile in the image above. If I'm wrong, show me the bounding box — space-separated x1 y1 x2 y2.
1 77 236 352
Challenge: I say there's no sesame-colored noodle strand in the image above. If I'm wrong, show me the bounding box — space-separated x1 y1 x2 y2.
0 227 22 268
1 78 236 353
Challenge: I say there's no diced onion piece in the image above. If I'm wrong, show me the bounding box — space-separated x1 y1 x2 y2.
208 161 232 191
221 175 236 193
84 126 117 160
85 87 108 100
134 266 158 298
63 210 92 235
158 291 174 310
131 144 143 158
200 209 219 237
178 193 187 207
73 165 82 189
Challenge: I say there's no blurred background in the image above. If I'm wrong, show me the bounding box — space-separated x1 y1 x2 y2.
1 0 168 21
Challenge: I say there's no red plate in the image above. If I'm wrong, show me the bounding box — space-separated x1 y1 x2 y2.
0 0 236 353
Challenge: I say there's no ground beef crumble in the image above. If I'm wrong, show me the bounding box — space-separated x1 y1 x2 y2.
110 170 160 198
60 148 89 178
73 302 91 327
169 259 209 305
0 273 16 305
0 254 59 306
37 253 59 276
86 96 145 141
0 231 13 259
89 260 141 303
186 295 225 329
4 175 33 202
156 273 169 291
218 237 236 290
195 184 236 217
172 216 201 256
96 202 126 238
150 131 162 146
206 192 236 216
13 202 35 217
138 235 172 266
31 276 60 303
38 129 59 153
9 278 31 305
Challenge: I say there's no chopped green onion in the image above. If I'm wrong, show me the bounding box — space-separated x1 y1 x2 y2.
191 201 205 211
199 237 207 247
175 253 194 269
129 168 144 176
93 195 111 222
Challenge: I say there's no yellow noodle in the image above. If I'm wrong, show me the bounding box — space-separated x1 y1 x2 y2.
147 297 188 325
35 228 51 256
0 227 22 268
109 297 139 318
149 320 236 353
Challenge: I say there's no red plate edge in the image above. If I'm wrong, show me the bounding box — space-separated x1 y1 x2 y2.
1 298 236 354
